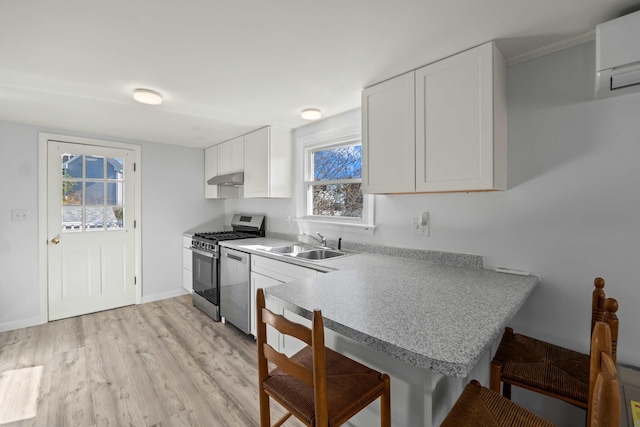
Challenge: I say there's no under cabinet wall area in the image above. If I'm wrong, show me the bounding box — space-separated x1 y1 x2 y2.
362 41 507 194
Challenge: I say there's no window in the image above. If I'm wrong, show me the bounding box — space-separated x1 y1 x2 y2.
302 137 373 226
61 153 125 232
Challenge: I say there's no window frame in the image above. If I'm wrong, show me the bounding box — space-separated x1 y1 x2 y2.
299 134 374 229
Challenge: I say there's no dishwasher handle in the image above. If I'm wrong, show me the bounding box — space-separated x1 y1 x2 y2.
225 252 244 262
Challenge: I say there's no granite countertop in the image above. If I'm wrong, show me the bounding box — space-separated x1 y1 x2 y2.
220 237 539 378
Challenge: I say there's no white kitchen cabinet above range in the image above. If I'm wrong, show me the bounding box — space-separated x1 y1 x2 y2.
204 144 239 199
204 126 292 199
217 135 244 175
362 41 507 194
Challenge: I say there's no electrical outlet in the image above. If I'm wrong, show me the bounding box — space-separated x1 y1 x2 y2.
11 209 29 222
412 214 429 236
285 215 291 226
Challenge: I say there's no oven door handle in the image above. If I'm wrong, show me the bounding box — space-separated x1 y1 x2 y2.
191 247 216 259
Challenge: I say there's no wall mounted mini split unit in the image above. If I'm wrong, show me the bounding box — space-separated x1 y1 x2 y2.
596 10 640 98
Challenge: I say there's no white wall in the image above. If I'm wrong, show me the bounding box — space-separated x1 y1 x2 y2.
0 121 226 330
229 41 640 425
140 140 226 302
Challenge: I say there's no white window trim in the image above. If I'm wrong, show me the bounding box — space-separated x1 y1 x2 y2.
295 129 375 234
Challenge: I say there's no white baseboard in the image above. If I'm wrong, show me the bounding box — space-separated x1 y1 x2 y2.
1 290 189 333
0 317 42 333
141 288 190 304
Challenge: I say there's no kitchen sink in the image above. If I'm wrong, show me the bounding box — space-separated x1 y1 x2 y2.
259 244 350 261
294 249 346 260
267 244 314 254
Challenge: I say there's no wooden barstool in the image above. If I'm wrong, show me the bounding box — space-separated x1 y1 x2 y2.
441 321 620 427
490 277 619 409
256 288 391 427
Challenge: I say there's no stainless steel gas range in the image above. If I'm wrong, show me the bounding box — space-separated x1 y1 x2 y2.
190 214 265 321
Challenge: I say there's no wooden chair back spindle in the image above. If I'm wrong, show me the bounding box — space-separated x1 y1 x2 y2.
601 298 619 363
591 277 606 334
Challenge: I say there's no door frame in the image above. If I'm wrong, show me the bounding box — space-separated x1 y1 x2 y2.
38 132 142 324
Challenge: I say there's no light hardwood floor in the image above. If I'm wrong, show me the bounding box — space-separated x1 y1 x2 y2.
0 295 304 427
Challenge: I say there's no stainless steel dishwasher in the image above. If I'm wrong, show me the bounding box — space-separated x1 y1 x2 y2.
220 247 250 333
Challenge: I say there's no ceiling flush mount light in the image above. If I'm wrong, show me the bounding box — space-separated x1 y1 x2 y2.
301 108 322 120
133 88 163 105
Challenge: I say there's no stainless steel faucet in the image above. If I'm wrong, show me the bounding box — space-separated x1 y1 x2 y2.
302 232 327 247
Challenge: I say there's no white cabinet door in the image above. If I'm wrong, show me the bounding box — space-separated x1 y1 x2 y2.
250 271 283 349
362 71 416 194
218 136 244 175
244 127 292 198
204 145 219 199
230 136 244 172
415 42 506 192
244 127 269 197
217 140 231 175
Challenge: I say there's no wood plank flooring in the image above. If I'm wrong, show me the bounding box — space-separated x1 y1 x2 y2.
0 296 304 427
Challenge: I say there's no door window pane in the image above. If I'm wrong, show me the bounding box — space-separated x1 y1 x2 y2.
107 158 124 180
85 156 104 179
62 153 83 178
62 207 83 232
86 207 105 231
85 182 104 205
108 207 124 230
62 182 83 205
106 182 123 205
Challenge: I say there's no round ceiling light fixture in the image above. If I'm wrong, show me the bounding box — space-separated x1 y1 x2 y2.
301 108 322 120
133 88 163 105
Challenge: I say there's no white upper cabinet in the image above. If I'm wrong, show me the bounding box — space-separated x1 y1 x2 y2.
244 126 292 198
362 71 416 194
204 145 219 198
217 136 244 175
204 144 238 199
362 41 507 194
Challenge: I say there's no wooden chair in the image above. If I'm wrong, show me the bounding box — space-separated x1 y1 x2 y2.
441 321 620 427
256 288 391 427
490 277 619 409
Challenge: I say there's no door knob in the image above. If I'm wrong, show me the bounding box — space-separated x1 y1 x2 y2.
51 237 60 245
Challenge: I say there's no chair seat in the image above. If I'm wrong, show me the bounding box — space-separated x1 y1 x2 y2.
494 330 590 406
441 380 555 427
264 345 386 426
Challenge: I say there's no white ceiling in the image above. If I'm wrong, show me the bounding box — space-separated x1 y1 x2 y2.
1 0 638 148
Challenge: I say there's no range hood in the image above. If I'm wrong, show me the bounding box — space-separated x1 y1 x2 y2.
207 172 244 186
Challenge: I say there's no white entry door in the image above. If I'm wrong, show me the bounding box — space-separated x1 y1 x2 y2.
47 140 136 320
